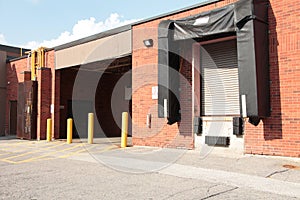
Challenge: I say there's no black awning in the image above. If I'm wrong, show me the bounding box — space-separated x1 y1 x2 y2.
158 0 270 125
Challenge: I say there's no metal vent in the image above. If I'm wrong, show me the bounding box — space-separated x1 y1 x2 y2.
233 117 244 135
205 136 230 146
193 117 202 135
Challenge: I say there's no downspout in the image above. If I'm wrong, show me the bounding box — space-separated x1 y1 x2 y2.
44 49 47 67
31 51 36 81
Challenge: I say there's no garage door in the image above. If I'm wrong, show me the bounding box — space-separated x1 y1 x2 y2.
200 39 240 116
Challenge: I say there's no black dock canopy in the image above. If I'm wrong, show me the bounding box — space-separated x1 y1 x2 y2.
158 0 270 125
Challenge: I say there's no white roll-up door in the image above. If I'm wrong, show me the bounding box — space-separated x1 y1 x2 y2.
200 39 240 116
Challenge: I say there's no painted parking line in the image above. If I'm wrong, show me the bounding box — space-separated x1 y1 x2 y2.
0 152 12 156
58 148 94 159
0 140 63 153
39 141 66 149
0 141 66 161
3 152 37 160
16 143 85 164
0 142 27 147
0 159 17 164
24 145 113 163
0 142 119 164
87 145 119 154
59 145 117 159
0 143 82 164
0 142 27 146
18 140 65 149
0 148 30 154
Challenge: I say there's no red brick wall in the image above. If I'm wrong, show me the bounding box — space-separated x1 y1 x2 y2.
132 0 300 157
6 58 29 134
46 50 60 139
6 50 56 140
244 0 300 157
36 68 51 140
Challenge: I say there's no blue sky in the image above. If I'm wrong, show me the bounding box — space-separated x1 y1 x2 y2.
0 0 205 49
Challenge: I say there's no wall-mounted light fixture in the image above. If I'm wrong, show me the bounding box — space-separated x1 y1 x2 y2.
143 39 154 47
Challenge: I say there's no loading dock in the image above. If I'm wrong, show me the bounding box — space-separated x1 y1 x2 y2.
55 25 132 139
193 37 243 149
133 0 270 151
58 56 132 139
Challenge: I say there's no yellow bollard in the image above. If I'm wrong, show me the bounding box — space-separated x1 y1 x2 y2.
67 118 73 144
46 118 52 142
121 112 128 148
88 113 94 144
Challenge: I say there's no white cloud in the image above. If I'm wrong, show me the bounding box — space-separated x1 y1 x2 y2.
0 34 8 45
23 13 139 49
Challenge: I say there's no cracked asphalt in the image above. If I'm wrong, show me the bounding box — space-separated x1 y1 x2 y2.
0 138 300 199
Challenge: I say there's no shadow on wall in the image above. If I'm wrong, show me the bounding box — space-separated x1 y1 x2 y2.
6 63 19 136
0 52 7 136
263 5 282 140
177 40 193 138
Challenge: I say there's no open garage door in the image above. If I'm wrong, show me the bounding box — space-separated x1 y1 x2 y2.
59 56 132 139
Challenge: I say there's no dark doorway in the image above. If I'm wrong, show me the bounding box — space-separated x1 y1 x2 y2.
67 100 93 139
9 100 17 135
59 56 132 139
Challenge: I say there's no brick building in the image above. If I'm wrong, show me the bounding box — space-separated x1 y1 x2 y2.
3 0 300 157
0 45 29 136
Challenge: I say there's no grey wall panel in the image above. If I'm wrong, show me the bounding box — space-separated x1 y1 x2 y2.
55 30 132 69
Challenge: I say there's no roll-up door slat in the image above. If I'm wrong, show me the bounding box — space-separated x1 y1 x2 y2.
201 39 240 116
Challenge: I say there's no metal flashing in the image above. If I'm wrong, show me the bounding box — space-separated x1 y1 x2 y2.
0 44 30 54
7 55 28 63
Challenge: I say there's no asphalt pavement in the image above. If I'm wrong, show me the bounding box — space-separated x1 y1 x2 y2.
0 137 299 199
